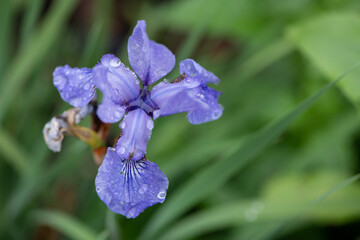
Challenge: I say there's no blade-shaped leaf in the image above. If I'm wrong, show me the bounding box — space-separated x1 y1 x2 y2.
157 172 360 240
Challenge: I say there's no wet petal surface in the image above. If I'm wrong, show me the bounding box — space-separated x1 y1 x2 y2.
96 97 126 123
179 59 219 84
53 65 95 107
149 79 202 118
95 149 169 218
128 20 175 85
150 59 222 124
116 109 153 160
93 54 140 104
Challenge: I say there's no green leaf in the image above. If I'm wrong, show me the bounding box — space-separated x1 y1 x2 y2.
157 171 360 240
287 12 360 104
0 129 29 176
31 210 99 240
138 60 360 239
143 0 264 39
0 0 79 124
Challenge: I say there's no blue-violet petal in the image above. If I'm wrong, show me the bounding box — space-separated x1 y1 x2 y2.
53 65 95 107
128 20 175 85
93 54 140 104
95 149 169 218
97 97 126 123
149 79 202 118
116 109 153 160
179 59 219 84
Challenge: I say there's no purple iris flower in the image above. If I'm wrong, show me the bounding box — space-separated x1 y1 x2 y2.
52 20 222 218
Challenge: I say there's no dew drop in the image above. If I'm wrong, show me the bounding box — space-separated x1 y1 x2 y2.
120 121 126 129
197 93 205 100
127 208 136 218
53 76 65 84
114 111 122 118
146 119 154 130
213 110 221 118
153 110 161 120
110 58 121 67
118 146 126 154
96 187 101 192
83 83 90 90
109 147 116 152
157 190 166 199
135 79 140 85
120 201 124 205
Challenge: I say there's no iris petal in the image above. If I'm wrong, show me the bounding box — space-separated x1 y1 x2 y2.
179 59 219 84
149 59 222 124
149 79 203 118
116 109 153 160
96 97 126 123
53 65 95 107
128 20 175 85
93 54 140 105
95 149 169 218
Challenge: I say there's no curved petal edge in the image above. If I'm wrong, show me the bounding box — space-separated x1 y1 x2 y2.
95 149 169 218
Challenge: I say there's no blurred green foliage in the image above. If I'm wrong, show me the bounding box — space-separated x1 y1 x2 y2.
1 0 360 239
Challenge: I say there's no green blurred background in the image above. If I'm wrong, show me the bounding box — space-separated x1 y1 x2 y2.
1 0 360 239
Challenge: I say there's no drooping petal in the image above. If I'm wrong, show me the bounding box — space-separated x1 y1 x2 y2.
179 59 219 84
53 65 95 107
97 97 126 123
149 79 203 119
93 54 140 105
149 59 223 124
116 109 153 160
187 87 223 124
128 20 175 85
95 149 169 218
179 59 222 124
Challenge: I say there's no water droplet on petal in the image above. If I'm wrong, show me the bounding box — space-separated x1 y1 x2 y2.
127 208 136 218
135 79 140 85
114 111 122 118
197 93 205 100
83 83 90 90
110 58 121 67
118 146 126 154
157 190 166 199
54 76 66 85
153 110 161 120
96 187 101 192
146 119 154 130
109 147 116 152
213 110 221 118
120 121 126 129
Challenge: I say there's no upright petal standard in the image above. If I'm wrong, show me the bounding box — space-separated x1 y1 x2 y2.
128 20 175 86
